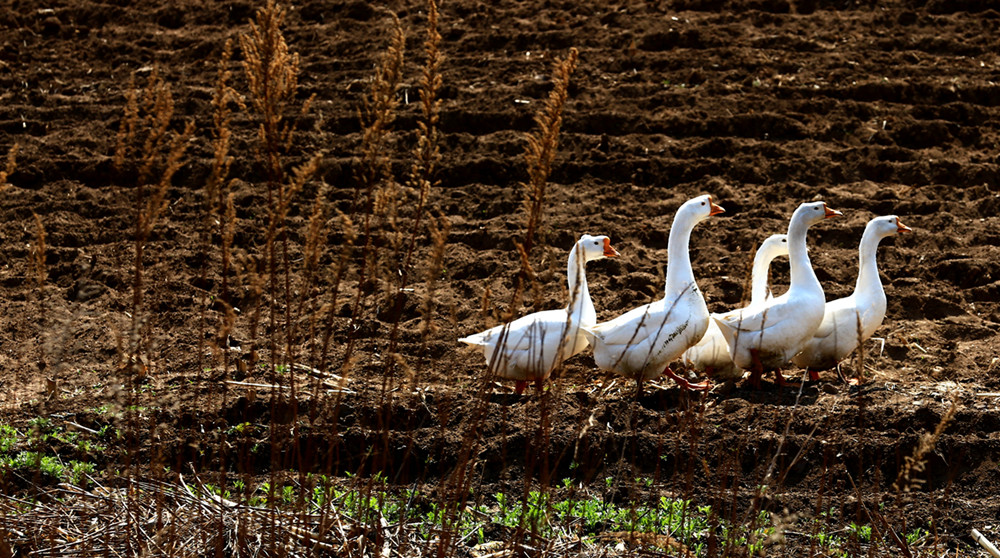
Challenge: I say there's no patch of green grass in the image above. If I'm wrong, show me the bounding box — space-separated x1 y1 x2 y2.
75 438 106 454
0 417 107 490
202 483 233 501
69 460 96 486
97 424 119 440
27 417 53 432
5 451 64 480
227 422 259 436
52 429 80 445
848 521 872 543
0 424 20 452
27 417 56 443
163 475 945 557
2 450 99 487
906 527 928 546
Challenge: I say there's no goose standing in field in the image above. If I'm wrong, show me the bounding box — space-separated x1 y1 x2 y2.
581 195 725 395
714 201 842 388
792 215 911 384
682 234 789 382
459 234 620 394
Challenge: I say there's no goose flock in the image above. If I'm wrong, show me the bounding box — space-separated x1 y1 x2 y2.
460 196 911 395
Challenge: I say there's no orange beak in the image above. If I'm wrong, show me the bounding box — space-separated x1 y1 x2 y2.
823 205 843 218
896 217 912 233
603 238 620 257
709 197 725 216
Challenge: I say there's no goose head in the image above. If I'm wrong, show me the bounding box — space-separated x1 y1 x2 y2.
793 200 843 228
578 234 620 262
758 234 789 260
868 215 912 238
676 194 725 225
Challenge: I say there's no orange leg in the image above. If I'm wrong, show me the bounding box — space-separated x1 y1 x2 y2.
807 369 821 382
772 369 800 388
664 368 712 391
534 378 545 393
515 380 528 395
836 364 862 386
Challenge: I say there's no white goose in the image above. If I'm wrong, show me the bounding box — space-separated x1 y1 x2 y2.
682 234 789 382
581 195 724 393
460 234 620 394
792 215 911 383
714 201 842 387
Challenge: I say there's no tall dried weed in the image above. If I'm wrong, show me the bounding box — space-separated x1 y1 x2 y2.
340 12 405 376
112 67 194 380
516 48 578 309
239 0 319 384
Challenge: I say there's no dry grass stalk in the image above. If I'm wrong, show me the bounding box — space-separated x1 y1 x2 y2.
116 68 194 193
207 39 244 304
515 47 578 310
381 0 446 387
299 184 330 366
893 397 959 493
113 76 139 173
30 214 49 379
341 13 405 375
853 310 865 383
238 0 311 185
276 153 323 370
354 13 404 213
239 0 318 384
319 210 357 371
0 143 17 194
302 189 328 293
400 0 443 266
216 191 240 388
207 40 242 200
238 253 266 378
420 213 451 343
30 213 47 289
112 67 194 389
200 39 244 394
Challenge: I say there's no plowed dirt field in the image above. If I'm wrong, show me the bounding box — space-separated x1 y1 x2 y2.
1 0 999 555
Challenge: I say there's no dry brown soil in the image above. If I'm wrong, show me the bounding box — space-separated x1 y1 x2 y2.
2 0 1000 553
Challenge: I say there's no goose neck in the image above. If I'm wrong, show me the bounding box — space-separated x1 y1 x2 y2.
665 213 697 296
749 250 775 305
855 228 885 299
566 243 591 315
787 216 820 292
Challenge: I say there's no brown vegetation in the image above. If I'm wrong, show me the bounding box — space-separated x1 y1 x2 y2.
1 0 999 556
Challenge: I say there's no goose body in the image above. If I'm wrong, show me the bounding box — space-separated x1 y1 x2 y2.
460 234 619 393
714 201 841 386
581 195 724 390
682 234 789 381
792 216 911 380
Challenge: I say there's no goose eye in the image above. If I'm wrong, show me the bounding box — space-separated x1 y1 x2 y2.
700 201 706 206
782 239 787 243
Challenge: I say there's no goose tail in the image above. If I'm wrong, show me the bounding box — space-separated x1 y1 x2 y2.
712 315 737 349
459 333 485 346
